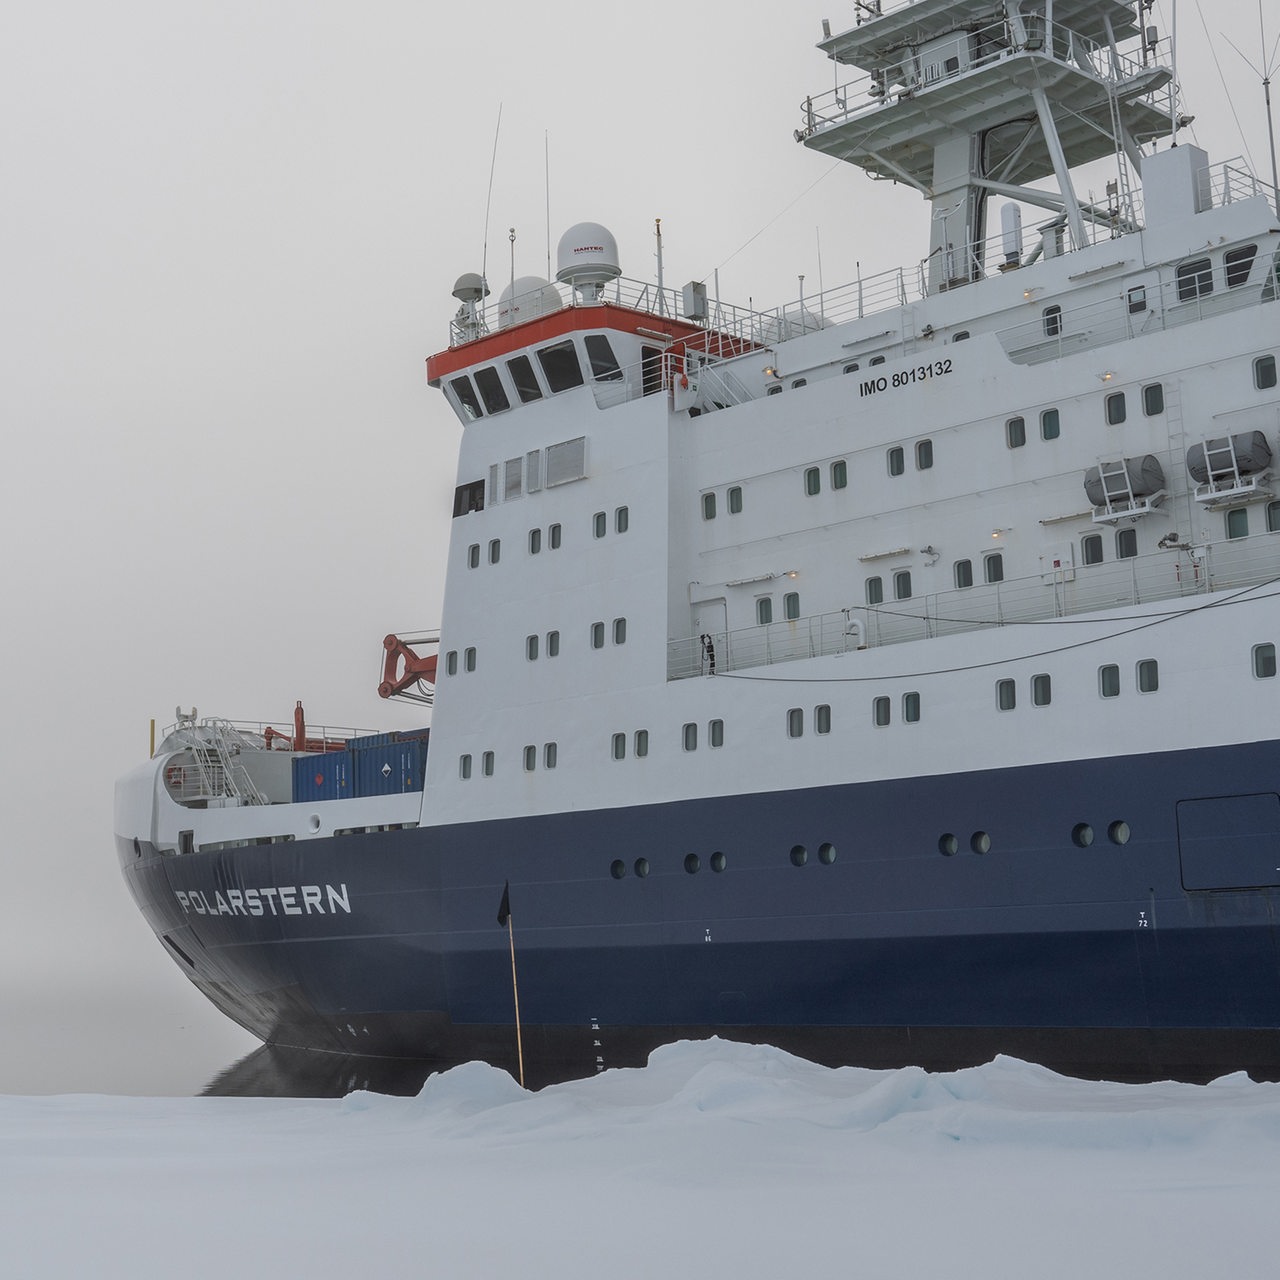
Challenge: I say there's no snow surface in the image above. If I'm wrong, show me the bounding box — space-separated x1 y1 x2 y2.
4 1039 1278 1279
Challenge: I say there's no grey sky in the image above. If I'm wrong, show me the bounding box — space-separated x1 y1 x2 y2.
1 0 1271 1093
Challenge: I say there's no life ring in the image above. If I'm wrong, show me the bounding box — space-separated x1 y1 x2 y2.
164 766 183 789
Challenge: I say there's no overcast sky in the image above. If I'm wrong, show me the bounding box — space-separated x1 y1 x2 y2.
1 0 1272 1094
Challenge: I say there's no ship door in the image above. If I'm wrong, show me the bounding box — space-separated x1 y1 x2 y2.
1124 272 1162 338
692 597 727 676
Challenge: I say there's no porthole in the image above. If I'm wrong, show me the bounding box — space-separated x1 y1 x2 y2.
684 853 701 875
634 857 650 878
1071 823 1094 848
970 831 991 854
818 842 836 865
938 833 958 856
1108 821 1131 846
790 844 808 867
710 851 727 873
610 859 627 880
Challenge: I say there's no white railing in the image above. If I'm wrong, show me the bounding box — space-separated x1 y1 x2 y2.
668 534 1280 680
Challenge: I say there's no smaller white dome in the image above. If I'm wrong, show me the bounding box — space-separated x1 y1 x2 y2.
451 272 488 303
497 276 563 328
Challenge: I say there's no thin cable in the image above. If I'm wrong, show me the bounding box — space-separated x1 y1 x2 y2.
480 103 503 289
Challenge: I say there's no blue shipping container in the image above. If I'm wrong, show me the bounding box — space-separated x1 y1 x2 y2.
353 740 426 797
292 751 353 803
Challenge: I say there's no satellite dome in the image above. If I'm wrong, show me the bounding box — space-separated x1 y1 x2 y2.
451 272 488 303
555 222 621 293
497 276 563 328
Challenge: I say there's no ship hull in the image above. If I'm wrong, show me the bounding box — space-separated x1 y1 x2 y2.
120 735 1280 1084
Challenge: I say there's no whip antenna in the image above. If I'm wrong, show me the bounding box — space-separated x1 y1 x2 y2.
481 103 503 291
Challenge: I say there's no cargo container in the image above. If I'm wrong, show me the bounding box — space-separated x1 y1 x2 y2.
352 740 426 797
291 750 352 803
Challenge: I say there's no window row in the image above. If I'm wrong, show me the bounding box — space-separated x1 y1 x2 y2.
458 743 559 780
593 507 629 538
525 631 561 660
1080 527 1138 565
1004 407 1061 448
448 336 645 423
873 692 921 725
1173 243 1258 303
610 843 837 880
701 486 744 520
467 539 504 568
681 720 725 752
591 618 628 648
756 593 801 624
786 705 832 738
887 439 933 476
1103 382 1164 427
868 553 1004 604
939 820 1130 856
995 675 1052 711
443 647 478 675
611 729 651 760
451 437 588 518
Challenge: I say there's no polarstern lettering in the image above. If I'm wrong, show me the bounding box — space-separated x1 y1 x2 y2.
175 884 351 917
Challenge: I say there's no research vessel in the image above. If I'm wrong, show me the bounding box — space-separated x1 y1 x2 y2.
116 0 1280 1084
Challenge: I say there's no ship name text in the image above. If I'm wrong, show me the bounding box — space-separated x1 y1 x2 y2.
859 358 954 397
175 884 352 917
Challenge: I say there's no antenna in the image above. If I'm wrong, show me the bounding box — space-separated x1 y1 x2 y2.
1221 1 1280 211
481 104 503 293
545 132 552 281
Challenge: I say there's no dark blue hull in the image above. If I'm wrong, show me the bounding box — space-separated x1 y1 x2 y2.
119 737 1280 1083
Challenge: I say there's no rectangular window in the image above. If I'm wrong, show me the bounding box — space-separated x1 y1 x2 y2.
445 650 458 676
1142 383 1164 416
997 678 1016 711
1137 659 1159 693
452 479 485 518
757 597 773 624
728 486 743 513
523 745 537 772
474 367 510 414
525 634 539 661
954 559 973 589
1176 258 1213 301
702 492 717 520
593 511 607 539
464 647 476 672
709 719 724 748
815 704 831 734
1100 664 1120 698
468 543 480 568
544 742 558 769
866 577 884 605
1116 528 1137 559
612 732 626 761
504 457 523 501
488 539 501 565
984 553 1004 584
1042 305 1063 337
507 355 543 403
537 340 585 392
1227 507 1249 539
787 708 804 738
873 696 890 727
1269 501 1280 533
615 506 629 534
783 592 800 620
549 522 562 549
613 618 627 645
1256 355 1278 390
590 622 605 649
1006 416 1026 448
546 630 560 657
449 376 483 421
1040 408 1060 440
525 449 542 493
634 729 649 758
893 570 912 600
459 754 472 780
545 437 587 487
903 691 921 723
915 440 933 470
887 446 905 477
1225 244 1257 287
1082 533 1103 565
584 334 622 381
1105 391 1127 425
830 461 848 490
482 750 495 777
804 467 821 496
1127 286 1147 314
642 346 663 396
1031 673 1051 707
528 528 541 555
1253 643 1277 679
682 722 697 751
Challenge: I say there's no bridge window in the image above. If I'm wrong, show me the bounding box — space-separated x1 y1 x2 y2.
474 366 510 414
1176 258 1212 302
507 355 543 403
449 376 483 420
584 335 622 381
537 340 585 393
1226 244 1258 287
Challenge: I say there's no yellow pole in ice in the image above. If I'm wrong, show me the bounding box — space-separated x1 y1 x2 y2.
507 913 525 1089
149 718 156 758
